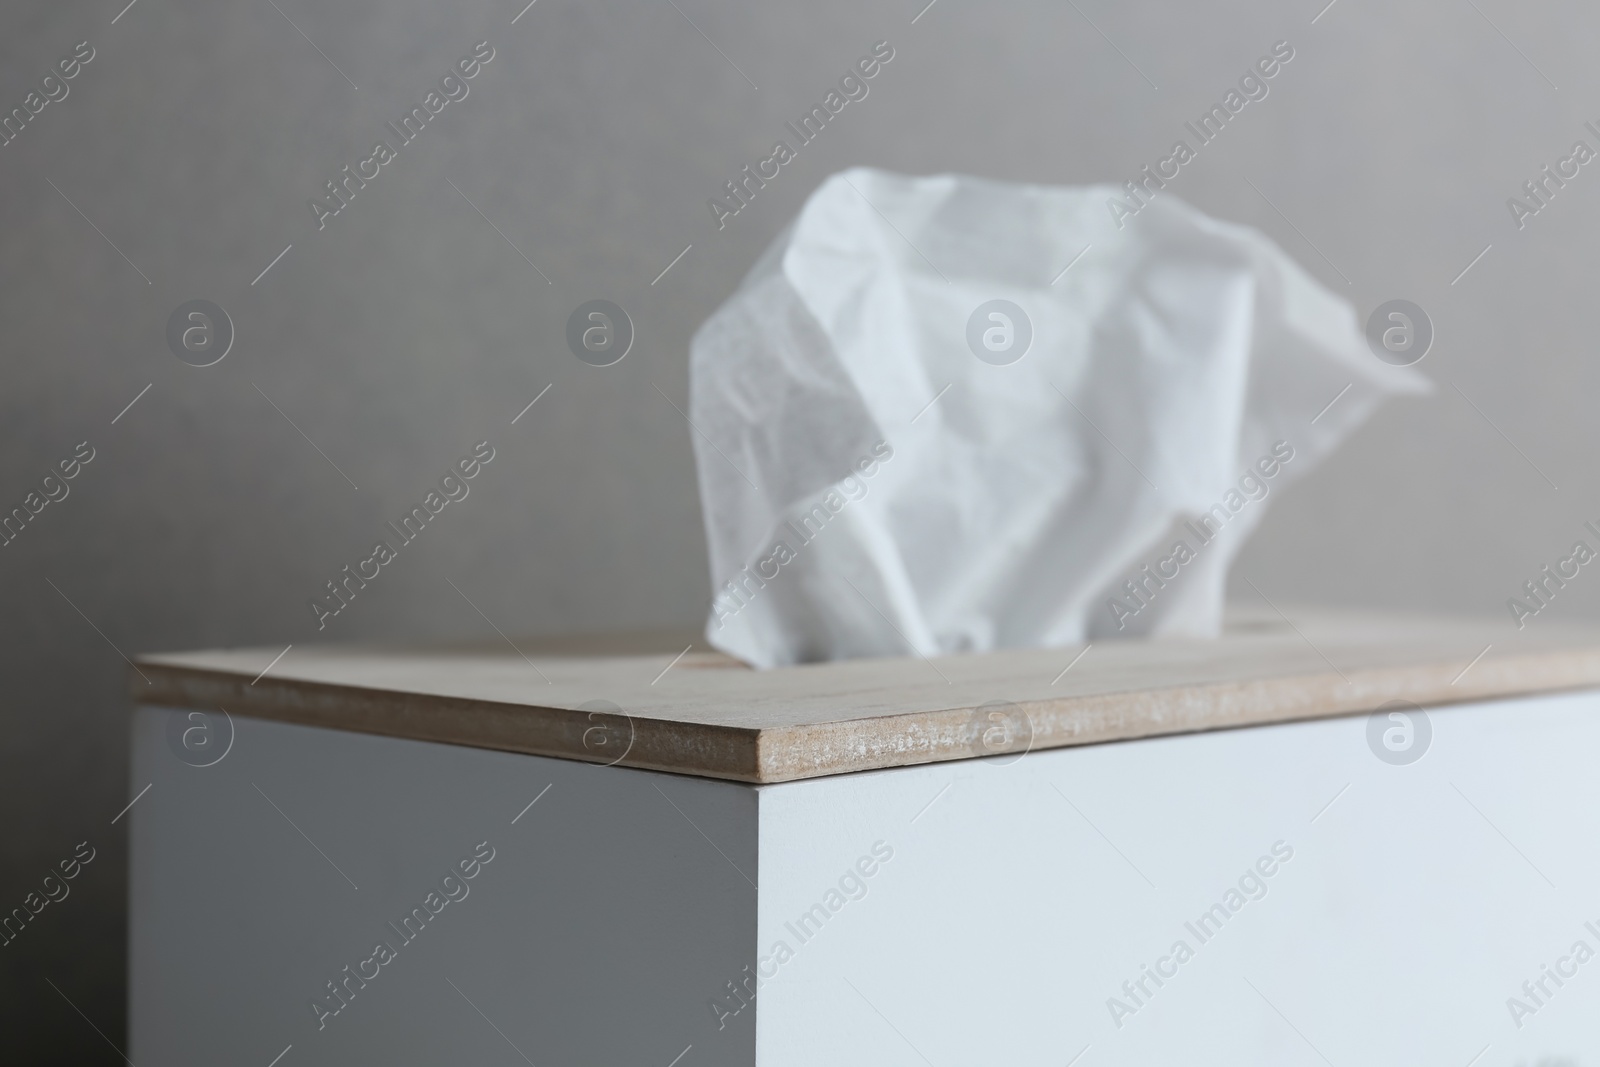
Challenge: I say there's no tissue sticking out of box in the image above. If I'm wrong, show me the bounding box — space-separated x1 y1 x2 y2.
688 167 1428 668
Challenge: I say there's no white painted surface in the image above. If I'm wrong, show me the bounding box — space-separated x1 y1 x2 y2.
133 690 1600 1065
753 689 1600 1066
128 706 758 1067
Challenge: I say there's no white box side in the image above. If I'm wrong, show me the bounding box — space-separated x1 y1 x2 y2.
754 689 1600 1066
129 707 759 1066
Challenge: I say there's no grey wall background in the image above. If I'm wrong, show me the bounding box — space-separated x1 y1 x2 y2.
2 0 1596 1059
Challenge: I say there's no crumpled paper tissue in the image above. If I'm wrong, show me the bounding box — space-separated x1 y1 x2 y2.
689 167 1427 668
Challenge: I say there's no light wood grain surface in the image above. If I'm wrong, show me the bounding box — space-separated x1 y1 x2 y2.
131 609 1600 782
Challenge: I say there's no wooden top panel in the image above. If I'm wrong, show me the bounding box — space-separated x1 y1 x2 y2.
131 609 1600 783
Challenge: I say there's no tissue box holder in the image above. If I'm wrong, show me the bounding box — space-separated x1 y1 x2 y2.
127 611 1600 1065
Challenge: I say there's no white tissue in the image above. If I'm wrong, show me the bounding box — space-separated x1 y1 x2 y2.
689 167 1427 668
